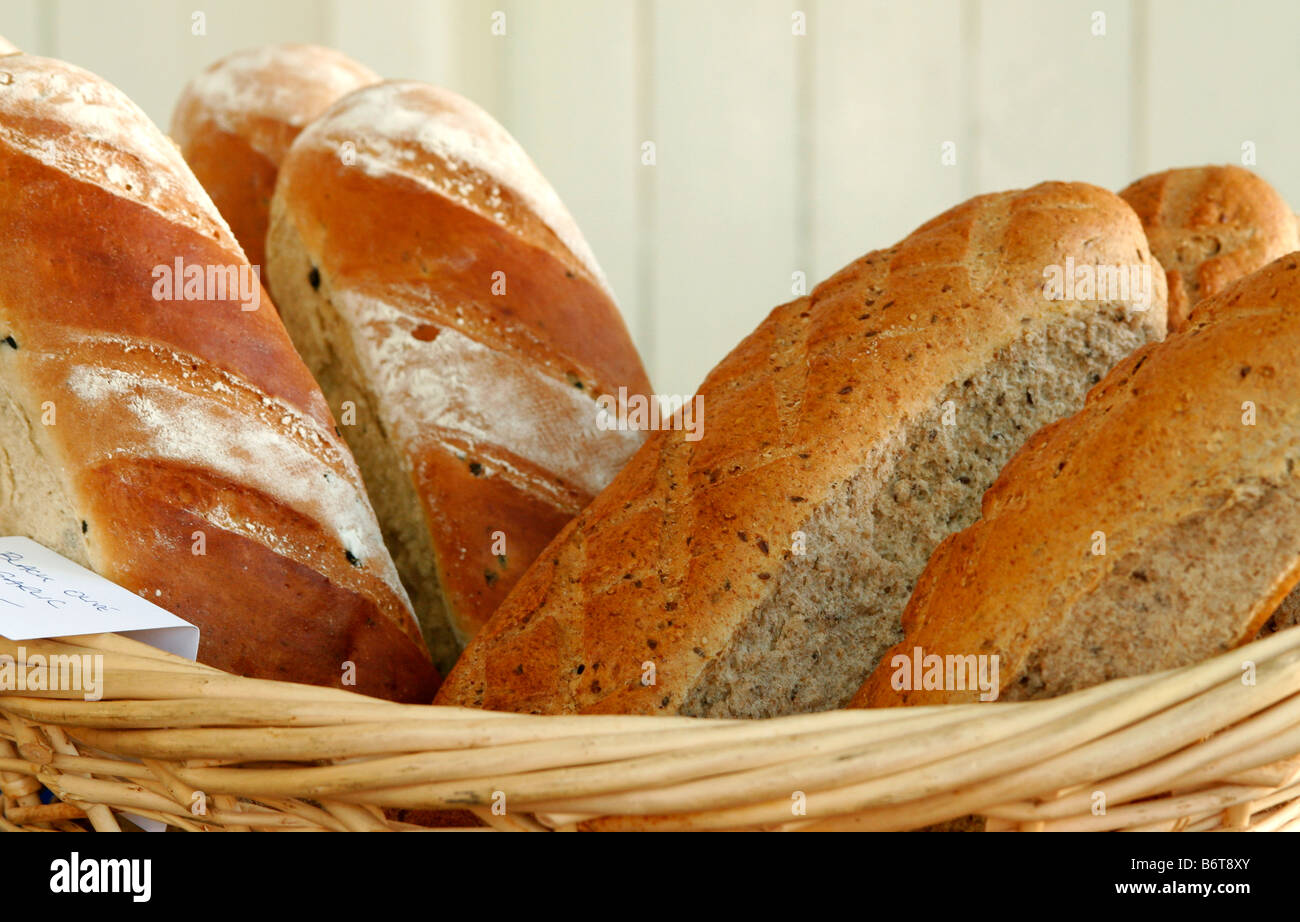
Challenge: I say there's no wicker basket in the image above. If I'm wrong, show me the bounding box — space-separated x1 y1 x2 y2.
4 626 1300 832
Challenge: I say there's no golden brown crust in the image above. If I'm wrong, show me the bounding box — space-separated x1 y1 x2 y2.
437 181 1165 715
270 81 652 652
1119 165 1297 332
855 251 1300 708
0 55 435 701
173 125 280 278
170 44 378 274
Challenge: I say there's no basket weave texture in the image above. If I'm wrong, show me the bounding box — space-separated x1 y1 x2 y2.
3 627 1300 832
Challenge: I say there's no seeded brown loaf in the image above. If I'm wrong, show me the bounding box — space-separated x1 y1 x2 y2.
1120 165 1300 636
856 251 1300 708
171 44 379 277
267 81 652 673
1119 165 1297 332
0 55 437 701
437 181 1167 718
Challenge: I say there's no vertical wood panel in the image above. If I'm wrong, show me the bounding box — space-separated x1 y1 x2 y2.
809 0 965 283
974 0 1134 194
649 0 801 396
52 0 328 128
1143 0 1300 204
325 0 502 107
500 0 644 356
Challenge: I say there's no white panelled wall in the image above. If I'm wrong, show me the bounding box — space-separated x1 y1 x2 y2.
3 0 1298 395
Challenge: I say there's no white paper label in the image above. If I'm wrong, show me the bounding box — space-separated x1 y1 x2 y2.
0 536 198 658
0 537 199 831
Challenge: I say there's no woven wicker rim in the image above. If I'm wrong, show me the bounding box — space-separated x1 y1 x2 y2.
3 627 1300 831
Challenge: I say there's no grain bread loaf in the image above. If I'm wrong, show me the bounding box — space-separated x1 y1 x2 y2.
1119 165 1297 332
437 181 1167 718
171 44 379 278
267 81 652 673
1121 167 1300 638
0 55 437 701
855 251 1300 708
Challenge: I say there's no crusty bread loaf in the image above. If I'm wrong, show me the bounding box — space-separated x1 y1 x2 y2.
0 55 436 701
171 44 379 277
1121 167 1300 639
267 81 652 673
1119 165 1297 332
437 181 1167 717
855 251 1300 708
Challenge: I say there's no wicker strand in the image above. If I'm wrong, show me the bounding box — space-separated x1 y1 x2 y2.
3 625 1300 831
41 726 120 832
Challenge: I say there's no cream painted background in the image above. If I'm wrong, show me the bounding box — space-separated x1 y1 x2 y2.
3 0 1294 395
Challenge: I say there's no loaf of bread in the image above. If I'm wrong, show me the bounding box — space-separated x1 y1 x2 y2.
267 81 652 672
1120 166 1300 639
437 181 1167 717
1119 165 1297 332
171 44 379 277
0 55 436 701
855 251 1300 708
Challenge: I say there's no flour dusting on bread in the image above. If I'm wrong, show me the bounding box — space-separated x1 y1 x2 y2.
340 290 641 500
297 81 608 291
0 55 239 253
64 360 402 591
182 44 379 130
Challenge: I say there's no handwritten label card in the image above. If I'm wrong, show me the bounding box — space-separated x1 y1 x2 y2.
0 537 199 832
0 536 198 659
